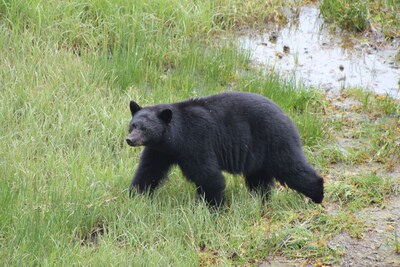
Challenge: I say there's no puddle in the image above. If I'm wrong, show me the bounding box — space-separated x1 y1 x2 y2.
239 5 400 98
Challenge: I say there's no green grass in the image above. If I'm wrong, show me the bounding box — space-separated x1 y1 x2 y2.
368 0 400 38
326 172 399 210
320 0 369 32
396 48 400 63
1 0 399 266
395 230 400 254
320 0 400 37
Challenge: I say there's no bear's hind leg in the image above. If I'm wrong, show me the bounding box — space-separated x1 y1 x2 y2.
180 161 226 206
274 158 324 203
196 176 226 206
245 170 275 200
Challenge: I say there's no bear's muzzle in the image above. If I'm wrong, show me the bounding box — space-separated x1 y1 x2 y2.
126 130 144 147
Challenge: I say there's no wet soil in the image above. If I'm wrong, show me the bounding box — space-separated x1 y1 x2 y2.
239 4 400 98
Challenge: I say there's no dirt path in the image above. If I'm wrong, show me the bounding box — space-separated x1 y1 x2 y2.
328 198 400 267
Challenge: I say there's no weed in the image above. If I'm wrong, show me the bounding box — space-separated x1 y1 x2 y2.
320 0 369 32
395 230 400 254
396 48 400 63
326 172 399 210
320 0 400 38
368 0 400 38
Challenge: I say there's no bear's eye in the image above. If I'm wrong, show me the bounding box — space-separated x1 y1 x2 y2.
129 124 138 133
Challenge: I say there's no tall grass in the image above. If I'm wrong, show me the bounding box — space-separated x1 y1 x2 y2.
320 0 369 32
1 0 398 265
320 0 400 37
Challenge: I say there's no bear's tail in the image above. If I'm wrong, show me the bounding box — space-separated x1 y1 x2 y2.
274 159 324 203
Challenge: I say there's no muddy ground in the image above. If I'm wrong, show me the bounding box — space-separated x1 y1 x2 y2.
329 197 400 267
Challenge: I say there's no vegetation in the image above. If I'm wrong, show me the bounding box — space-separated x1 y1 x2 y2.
320 0 369 32
1 0 399 266
395 230 400 254
320 0 400 38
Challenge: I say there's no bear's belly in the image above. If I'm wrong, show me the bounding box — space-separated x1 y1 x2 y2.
217 144 252 174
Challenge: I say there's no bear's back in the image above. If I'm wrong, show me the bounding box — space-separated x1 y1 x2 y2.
176 92 288 129
177 92 280 114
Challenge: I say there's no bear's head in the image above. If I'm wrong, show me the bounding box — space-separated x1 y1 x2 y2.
126 100 172 147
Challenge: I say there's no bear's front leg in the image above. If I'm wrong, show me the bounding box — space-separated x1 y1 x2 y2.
130 147 174 197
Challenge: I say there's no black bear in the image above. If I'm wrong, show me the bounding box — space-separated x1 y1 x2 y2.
126 92 323 206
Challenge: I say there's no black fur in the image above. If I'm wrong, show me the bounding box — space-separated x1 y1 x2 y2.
126 92 324 206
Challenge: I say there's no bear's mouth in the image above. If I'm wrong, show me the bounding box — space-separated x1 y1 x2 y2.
126 138 144 147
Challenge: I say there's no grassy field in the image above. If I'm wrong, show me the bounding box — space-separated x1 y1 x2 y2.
1 0 399 266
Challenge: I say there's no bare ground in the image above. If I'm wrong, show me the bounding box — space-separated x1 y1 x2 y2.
328 197 400 267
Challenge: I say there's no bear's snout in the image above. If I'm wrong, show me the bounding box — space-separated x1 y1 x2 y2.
126 138 136 146
126 131 144 147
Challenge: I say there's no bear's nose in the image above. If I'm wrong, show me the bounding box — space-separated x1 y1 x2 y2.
126 138 135 146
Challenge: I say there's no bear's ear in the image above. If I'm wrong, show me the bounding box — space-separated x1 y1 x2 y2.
129 100 141 116
159 109 172 124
